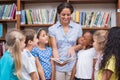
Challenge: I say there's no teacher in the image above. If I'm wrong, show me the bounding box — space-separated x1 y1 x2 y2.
48 2 82 80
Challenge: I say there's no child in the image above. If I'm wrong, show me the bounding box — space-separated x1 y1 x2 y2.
93 30 108 80
21 29 39 80
31 28 54 80
0 29 25 80
71 31 97 80
97 27 120 80
70 36 84 80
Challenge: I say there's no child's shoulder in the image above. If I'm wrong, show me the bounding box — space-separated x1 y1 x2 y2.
1 51 13 62
32 46 39 51
88 47 97 53
89 47 95 51
46 46 52 50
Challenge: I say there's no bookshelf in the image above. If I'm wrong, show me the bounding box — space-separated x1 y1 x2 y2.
17 0 63 29
18 0 119 29
0 0 17 41
0 0 120 41
0 19 16 22
82 27 111 30
68 0 120 27
20 24 54 27
68 0 117 4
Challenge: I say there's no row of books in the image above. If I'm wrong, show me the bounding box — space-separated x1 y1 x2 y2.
21 9 57 25
0 4 111 28
71 11 111 28
0 3 16 20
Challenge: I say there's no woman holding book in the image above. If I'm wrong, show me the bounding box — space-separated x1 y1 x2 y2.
48 2 83 80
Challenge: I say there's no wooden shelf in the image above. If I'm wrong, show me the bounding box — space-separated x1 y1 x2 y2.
20 24 54 27
0 19 17 23
69 0 117 4
0 37 5 41
20 0 65 3
0 0 16 4
82 27 111 30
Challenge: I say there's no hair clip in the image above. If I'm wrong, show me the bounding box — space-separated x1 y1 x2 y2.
36 28 42 36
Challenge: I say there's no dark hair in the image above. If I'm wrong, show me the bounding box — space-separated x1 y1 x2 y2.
84 30 95 42
57 2 74 14
100 26 120 79
36 28 45 39
22 29 36 46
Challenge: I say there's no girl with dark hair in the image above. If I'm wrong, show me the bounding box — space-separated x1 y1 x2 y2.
97 27 120 80
31 28 54 80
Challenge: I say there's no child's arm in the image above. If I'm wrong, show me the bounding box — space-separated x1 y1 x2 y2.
67 44 84 57
74 44 84 52
35 57 46 80
30 72 39 80
92 58 97 80
102 69 113 80
50 56 55 80
70 60 78 80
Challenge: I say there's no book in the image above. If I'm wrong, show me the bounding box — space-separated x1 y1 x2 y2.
0 23 3 38
21 10 26 24
51 57 73 64
75 11 80 23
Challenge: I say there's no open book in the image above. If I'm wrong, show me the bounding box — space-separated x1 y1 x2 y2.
51 57 73 64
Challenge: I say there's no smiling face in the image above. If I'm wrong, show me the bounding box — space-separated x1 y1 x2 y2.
59 8 71 25
78 37 84 45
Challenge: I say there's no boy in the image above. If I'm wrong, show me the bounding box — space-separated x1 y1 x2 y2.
21 29 39 80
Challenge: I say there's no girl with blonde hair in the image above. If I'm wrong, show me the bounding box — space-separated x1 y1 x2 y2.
0 29 25 80
93 30 108 80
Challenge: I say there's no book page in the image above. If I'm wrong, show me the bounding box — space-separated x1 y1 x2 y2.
51 57 73 64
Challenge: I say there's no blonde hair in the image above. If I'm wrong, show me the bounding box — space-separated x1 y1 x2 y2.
5 29 25 79
93 30 108 52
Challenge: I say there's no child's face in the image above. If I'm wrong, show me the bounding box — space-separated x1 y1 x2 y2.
38 30 48 44
78 37 84 45
82 32 92 47
93 38 99 52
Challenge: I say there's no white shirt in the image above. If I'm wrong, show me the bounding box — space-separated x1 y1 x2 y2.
21 49 38 80
75 48 97 79
94 54 103 80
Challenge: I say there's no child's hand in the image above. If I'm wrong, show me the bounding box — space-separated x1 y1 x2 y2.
67 46 75 57
53 54 59 59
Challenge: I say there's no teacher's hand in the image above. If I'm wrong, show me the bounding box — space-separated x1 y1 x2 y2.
52 49 59 58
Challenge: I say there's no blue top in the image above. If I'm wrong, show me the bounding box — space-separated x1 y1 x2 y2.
0 51 19 80
48 21 82 72
31 46 53 79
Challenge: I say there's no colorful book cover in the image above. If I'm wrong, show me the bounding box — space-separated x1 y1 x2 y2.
75 11 80 23
0 23 3 38
21 10 26 24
